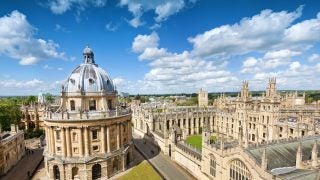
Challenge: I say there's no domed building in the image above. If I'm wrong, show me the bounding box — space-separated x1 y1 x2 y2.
43 46 133 180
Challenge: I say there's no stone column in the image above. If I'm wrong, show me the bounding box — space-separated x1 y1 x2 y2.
101 125 106 153
51 127 55 155
117 123 120 149
107 126 111 153
127 121 131 142
120 123 123 147
45 126 50 153
84 126 89 156
79 127 84 156
66 127 71 157
61 127 67 157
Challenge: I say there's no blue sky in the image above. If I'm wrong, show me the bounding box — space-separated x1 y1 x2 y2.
0 0 319 95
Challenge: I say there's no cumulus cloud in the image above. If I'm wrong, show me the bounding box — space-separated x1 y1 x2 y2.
188 6 319 58
0 79 44 89
120 0 192 27
49 0 107 14
132 32 237 93
0 11 66 65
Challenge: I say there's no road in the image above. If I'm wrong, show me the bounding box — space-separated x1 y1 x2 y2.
133 133 196 180
2 148 44 180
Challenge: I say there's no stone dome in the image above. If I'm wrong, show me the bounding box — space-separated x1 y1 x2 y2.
63 46 115 93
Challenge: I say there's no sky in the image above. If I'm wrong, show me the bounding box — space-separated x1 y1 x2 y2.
0 0 320 95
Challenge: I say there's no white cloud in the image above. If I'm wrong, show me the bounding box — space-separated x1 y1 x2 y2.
49 0 107 14
188 6 307 57
308 54 320 62
113 77 125 86
120 0 191 27
105 21 119 32
242 57 258 68
131 32 238 93
0 11 66 65
132 32 159 53
0 79 44 89
55 24 70 33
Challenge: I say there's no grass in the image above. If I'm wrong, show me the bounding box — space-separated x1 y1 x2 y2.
186 135 202 149
118 161 161 180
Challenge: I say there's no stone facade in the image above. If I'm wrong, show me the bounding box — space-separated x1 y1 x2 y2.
132 78 320 179
44 46 133 180
0 124 25 177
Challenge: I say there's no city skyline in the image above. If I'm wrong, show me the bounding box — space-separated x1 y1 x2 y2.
0 0 320 95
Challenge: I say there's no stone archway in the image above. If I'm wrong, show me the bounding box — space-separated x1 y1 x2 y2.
92 164 101 180
53 165 60 180
72 167 79 180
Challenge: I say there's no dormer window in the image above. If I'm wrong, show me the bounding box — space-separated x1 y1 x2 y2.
89 78 95 85
70 78 75 84
70 100 75 111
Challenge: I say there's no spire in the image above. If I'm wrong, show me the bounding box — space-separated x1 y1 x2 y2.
312 140 318 167
296 142 303 169
83 45 95 64
261 148 268 170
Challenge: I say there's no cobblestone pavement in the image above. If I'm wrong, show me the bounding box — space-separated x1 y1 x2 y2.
133 133 196 180
2 138 44 180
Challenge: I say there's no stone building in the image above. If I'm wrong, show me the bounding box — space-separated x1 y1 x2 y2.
0 124 25 177
132 78 320 179
198 88 208 107
43 46 133 180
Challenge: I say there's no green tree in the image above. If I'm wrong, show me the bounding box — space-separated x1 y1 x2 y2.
25 95 37 105
45 93 55 104
0 98 22 131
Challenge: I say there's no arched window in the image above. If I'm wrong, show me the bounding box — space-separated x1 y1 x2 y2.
70 100 75 111
113 158 119 173
89 100 96 111
72 167 79 180
229 159 252 180
53 165 60 180
92 164 101 180
210 155 216 177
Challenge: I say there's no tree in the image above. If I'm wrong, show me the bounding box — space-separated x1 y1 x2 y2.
45 93 55 104
0 98 22 131
25 95 37 105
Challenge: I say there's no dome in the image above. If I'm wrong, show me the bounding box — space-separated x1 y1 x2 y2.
63 46 115 93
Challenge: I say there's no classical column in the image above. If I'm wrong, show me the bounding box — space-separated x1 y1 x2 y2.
61 127 67 157
84 126 89 156
51 127 55 155
79 127 84 156
127 121 131 142
120 123 123 147
101 125 106 153
117 123 120 149
45 126 50 153
107 126 110 153
66 127 71 157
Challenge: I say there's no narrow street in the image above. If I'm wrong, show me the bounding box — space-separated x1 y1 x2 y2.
2 148 44 180
133 133 196 180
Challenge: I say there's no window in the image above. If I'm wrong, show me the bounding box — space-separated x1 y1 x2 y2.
92 130 98 140
89 78 95 85
108 100 112 110
290 128 294 134
229 159 252 180
210 156 216 177
92 164 101 180
70 100 75 111
72 133 77 142
73 148 78 154
279 127 283 132
89 100 96 111
53 165 60 180
57 147 61 151
93 146 99 151
56 130 61 140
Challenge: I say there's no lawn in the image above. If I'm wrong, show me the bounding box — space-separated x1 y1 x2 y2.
186 135 202 149
118 160 161 180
